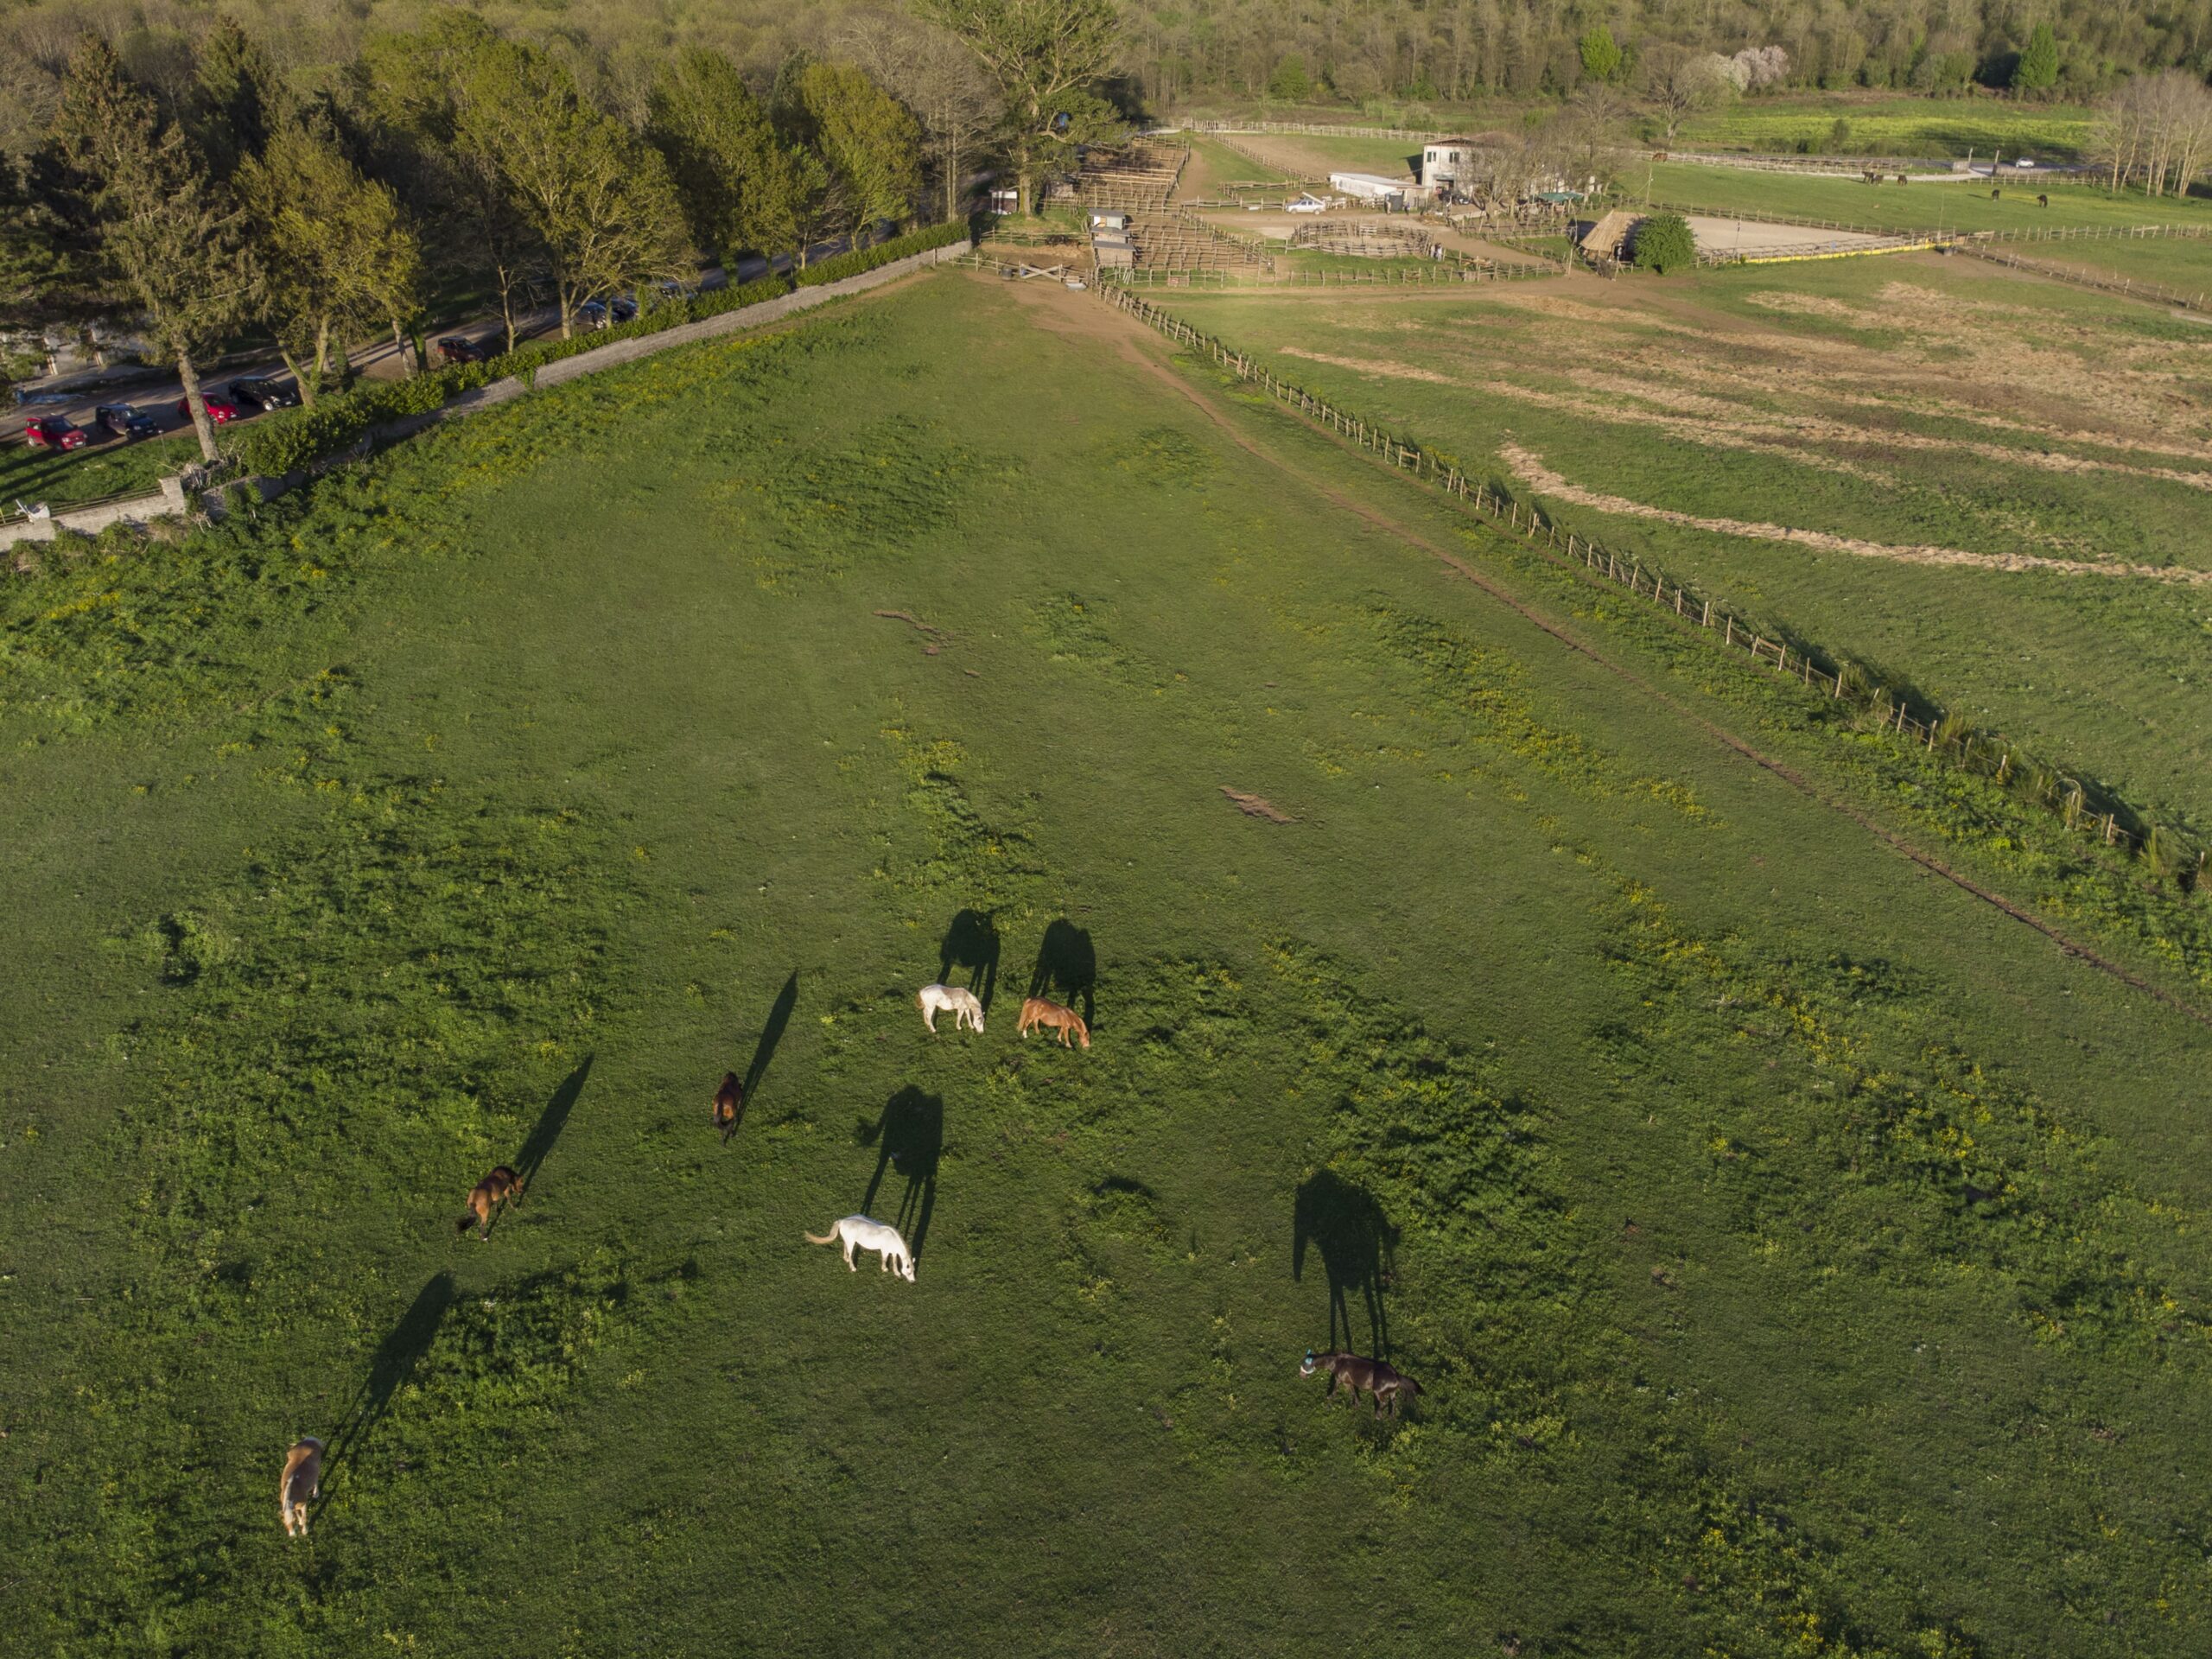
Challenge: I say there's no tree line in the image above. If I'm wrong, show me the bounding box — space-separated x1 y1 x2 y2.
0 0 1123 461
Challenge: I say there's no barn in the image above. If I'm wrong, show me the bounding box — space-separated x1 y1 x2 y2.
1328 171 1407 207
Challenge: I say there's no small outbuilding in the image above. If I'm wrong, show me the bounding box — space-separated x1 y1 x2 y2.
1090 210 1130 232
1329 171 1408 207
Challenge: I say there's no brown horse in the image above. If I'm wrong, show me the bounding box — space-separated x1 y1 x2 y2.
1017 995 1090 1048
1300 1348 1422 1417
712 1071 745 1143
279 1437 324 1537
457 1165 524 1239
2037 193 2050 207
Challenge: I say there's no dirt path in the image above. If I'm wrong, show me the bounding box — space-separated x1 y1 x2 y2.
1501 442 2212 584
990 273 2212 1028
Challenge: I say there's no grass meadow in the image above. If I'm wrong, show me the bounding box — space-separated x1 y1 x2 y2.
1670 97 2099 161
6 271 2212 1656
1633 162 2212 236
1 428 203 514
1158 256 2212 838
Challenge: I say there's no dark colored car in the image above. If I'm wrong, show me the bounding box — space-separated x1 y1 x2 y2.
95 403 160 441
229 377 299 412
24 415 86 451
179 393 241 425
577 296 638 327
435 335 492 365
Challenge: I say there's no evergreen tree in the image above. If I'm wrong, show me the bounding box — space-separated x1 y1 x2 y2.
1579 26 1624 85
55 39 257 462
2013 23 2061 96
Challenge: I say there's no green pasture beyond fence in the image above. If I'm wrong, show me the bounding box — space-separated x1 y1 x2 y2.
1093 279 2208 884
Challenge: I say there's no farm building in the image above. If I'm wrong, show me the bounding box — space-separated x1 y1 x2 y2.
1090 210 1130 232
1090 230 1135 270
1421 139 1477 190
1329 171 1409 207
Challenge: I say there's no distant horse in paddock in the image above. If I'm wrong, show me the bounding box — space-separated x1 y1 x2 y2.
1896 175 1909 186
1991 188 2002 200
2037 193 2050 207
712 1071 745 1142
1017 995 1090 1048
279 1438 324 1537
916 982 985 1035
456 1166 523 1239
1300 1349 1422 1418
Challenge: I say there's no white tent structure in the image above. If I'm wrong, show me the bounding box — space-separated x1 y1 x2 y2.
1328 171 1407 206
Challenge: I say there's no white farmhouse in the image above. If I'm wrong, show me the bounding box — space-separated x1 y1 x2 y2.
1421 138 1478 191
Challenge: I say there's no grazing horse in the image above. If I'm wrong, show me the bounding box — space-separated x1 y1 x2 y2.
2037 193 2050 208
1991 188 2001 200
712 1071 745 1143
916 982 986 1034
1017 995 1090 1048
1895 175 1909 186
1300 1349 1422 1417
804 1214 917 1281
279 1437 324 1537
456 1166 523 1239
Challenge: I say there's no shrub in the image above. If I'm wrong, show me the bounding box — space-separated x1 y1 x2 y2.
1633 213 1697 275
794 219 969 288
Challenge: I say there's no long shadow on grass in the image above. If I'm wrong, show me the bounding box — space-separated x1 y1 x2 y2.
1294 1171 1397 1360
1028 918 1096 1027
858 1085 943 1258
322 1270 456 1494
938 909 1001 1009
743 972 799 1102
515 1055 594 1193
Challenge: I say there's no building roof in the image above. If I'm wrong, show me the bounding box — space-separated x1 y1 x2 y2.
1328 171 1408 189
1426 137 1478 148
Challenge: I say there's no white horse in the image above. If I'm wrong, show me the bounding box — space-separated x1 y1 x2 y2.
804 1215 917 1281
916 982 985 1034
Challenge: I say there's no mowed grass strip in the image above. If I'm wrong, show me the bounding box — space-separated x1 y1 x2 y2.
3 273 2211 1656
1640 159 2212 234
1673 95 2100 161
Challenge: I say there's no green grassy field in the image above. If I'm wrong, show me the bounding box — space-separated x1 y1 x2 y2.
1633 162 2212 235
1673 96 2098 160
8 271 2212 1656
1156 257 2212 838
1961 233 2212 302
0 427 201 512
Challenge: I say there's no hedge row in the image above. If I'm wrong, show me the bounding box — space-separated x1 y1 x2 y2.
794 219 969 287
224 224 964 476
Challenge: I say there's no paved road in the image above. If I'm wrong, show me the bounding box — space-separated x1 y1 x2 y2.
4 245 813 453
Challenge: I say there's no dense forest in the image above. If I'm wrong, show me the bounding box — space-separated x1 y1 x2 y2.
2 0 2210 155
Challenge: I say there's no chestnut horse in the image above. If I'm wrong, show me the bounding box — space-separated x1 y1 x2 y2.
712 1071 745 1143
456 1165 524 1239
1300 1348 1421 1417
1017 995 1090 1048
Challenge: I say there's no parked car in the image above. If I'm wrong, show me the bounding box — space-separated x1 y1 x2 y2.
229 377 299 411
179 393 241 424
577 296 639 327
435 335 492 365
23 415 86 451
95 403 160 441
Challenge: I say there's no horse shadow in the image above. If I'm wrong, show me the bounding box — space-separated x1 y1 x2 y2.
743 972 799 1101
1027 918 1096 1027
858 1085 944 1258
514 1055 592 1192
1294 1170 1398 1360
322 1270 455 1494
938 909 1000 1009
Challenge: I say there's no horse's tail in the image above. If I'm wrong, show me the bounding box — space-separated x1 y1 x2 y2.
1402 1376 1423 1395
804 1226 840 1245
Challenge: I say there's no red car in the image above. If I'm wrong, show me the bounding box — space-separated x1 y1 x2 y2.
24 415 87 451
178 393 241 425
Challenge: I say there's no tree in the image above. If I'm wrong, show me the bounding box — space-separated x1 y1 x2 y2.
237 123 422 404
1638 42 1731 141
1579 26 1623 86
792 61 924 248
188 17 283 181
645 48 808 263
1632 212 1695 273
831 12 1002 222
1268 54 1313 101
361 12 548 355
2013 24 2061 98
54 39 257 462
454 38 690 337
918 0 1120 212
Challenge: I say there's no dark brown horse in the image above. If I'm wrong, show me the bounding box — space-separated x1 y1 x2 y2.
712 1071 745 1143
457 1166 523 1239
1300 1348 1421 1417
